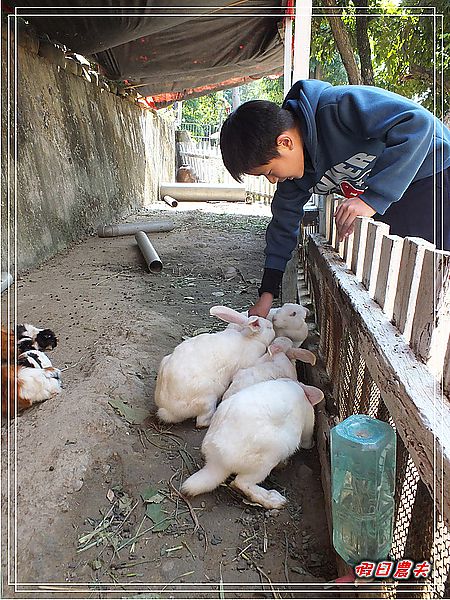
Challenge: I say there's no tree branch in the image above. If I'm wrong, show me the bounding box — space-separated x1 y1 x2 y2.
408 64 450 94
354 0 375 85
321 0 362 85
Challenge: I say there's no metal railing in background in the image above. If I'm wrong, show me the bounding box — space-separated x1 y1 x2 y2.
180 122 218 142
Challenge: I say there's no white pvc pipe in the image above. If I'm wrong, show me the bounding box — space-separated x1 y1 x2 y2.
160 182 246 203
293 0 313 82
163 195 178 208
98 220 175 237
135 231 163 273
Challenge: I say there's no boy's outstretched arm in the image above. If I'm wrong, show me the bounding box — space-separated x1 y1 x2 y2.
248 292 274 318
334 197 376 241
249 180 311 317
334 86 437 218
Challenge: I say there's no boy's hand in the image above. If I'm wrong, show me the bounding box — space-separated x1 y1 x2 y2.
248 292 273 319
334 197 376 242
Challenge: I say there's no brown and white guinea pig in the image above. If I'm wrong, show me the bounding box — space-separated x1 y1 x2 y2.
18 349 53 369
1 358 62 418
1 326 61 418
16 323 57 353
1 326 15 361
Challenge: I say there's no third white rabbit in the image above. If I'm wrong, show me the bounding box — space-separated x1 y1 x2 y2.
222 336 316 400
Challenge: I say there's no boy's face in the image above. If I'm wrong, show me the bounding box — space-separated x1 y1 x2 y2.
247 129 304 184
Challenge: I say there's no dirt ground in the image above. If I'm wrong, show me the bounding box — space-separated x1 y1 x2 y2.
1 202 337 599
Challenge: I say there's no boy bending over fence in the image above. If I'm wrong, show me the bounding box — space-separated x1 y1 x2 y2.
219 79 450 318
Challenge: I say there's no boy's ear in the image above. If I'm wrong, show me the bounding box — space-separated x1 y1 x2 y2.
276 132 294 151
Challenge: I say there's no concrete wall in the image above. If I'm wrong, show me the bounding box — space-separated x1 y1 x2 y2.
1 33 175 273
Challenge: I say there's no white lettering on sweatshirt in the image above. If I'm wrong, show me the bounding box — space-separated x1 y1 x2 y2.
310 152 377 197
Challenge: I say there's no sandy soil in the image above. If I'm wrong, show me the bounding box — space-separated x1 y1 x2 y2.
1 202 337 599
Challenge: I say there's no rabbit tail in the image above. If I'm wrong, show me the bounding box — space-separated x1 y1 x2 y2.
182 463 229 496
157 406 179 423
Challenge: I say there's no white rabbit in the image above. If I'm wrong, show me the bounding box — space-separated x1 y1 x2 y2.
154 306 275 427
222 337 316 400
181 378 324 509
268 303 309 347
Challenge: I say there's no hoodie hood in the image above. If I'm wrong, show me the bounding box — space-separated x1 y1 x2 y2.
282 80 332 168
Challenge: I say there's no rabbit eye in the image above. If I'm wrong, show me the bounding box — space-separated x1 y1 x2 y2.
290 312 297 316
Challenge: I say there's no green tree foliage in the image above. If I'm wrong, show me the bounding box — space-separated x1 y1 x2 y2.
183 2 449 127
238 76 284 104
182 91 229 136
372 0 449 114
312 0 449 115
182 77 284 130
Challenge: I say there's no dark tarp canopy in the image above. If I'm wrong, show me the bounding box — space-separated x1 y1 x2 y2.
10 1 285 105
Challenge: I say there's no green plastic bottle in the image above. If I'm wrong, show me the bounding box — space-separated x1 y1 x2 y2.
331 414 396 566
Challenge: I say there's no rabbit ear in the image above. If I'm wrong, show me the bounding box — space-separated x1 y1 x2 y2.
268 343 283 356
246 316 262 332
297 382 323 406
287 348 316 365
210 306 248 325
269 337 293 356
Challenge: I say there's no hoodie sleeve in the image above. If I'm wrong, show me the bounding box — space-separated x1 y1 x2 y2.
334 87 435 214
264 179 311 271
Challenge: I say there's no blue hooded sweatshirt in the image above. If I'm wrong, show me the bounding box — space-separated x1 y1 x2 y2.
264 80 450 273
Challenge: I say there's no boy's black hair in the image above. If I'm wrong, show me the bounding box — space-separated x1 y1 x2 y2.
220 100 297 182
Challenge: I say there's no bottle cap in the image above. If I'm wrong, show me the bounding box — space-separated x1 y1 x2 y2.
333 414 395 449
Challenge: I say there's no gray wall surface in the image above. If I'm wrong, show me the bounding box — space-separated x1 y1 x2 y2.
1 34 175 273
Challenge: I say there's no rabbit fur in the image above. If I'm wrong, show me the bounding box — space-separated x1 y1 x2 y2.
154 306 275 427
222 337 316 400
227 303 309 347
181 378 324 509
268 303 309 347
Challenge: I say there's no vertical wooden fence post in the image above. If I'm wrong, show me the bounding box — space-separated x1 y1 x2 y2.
392 237 435 343
362 221 390 297
410 248 450 383
373 234 404 321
